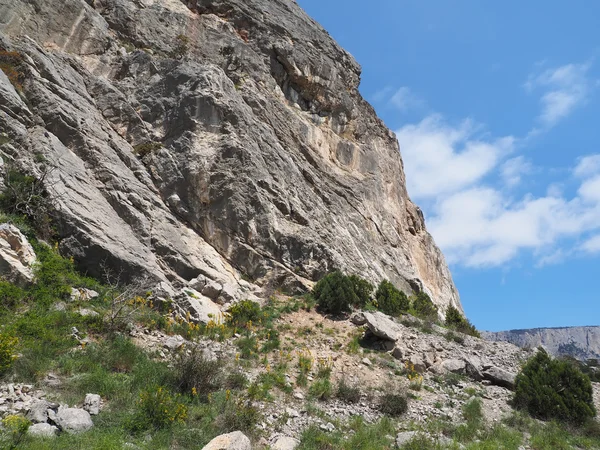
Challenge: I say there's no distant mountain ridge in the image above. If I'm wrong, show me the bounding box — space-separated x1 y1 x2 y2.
483 326 600 361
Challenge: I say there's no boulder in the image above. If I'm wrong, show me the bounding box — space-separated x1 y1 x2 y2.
408 354 426 374
482 366 516 390
362 311 402 341
272 436 300 450
54 407 94 433
202 431 251 450
350 312 367 325
27 422 59 438
69 288 100 302
391 346 405 360
26 400 51 423
0 223 36 285
441 359 466 374
396 431 418 447
173 290 223 324
83 394 101 415
463 357 483 381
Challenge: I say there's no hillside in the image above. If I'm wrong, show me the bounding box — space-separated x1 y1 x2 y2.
484 326 600 361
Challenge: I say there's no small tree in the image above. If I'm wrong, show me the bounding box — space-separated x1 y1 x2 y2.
513 350 596 424
347 275 373 308
313 271 357 315
444 305 480 338
375 280 409 316
412 291 438 319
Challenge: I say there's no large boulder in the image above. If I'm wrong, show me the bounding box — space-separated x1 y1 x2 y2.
202 431 251 450
362 311 403 341
0 223 36 285
54 407 94 433
482 366 516 390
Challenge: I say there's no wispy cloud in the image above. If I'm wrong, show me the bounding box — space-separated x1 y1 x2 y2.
397 115 514 199
526 62 594 130
371 86 426 114
398 114 600 267
581 235 600 254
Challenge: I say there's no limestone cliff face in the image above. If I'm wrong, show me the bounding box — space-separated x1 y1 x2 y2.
0 0 461 311
483 327 600 361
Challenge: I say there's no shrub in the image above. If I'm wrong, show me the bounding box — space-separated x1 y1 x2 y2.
348 274 373 307
379 393 408 417
0 282 25 310
215 397 261 434
227 300 262 329
174 351 223 400
309 378 332 400
133 142 162 157
132 386 187 430
0 332 18 375
513 349 596 424
375 280 409 316
1 414 30 447
412 291 438 319
444 305 480 338
0 50 26 91
313 271 357 315
337 379 361 404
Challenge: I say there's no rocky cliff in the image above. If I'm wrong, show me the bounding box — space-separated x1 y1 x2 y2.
483 326 600 361
0 0 461 312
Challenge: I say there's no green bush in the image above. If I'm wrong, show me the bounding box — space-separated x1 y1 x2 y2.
131 386 187 431
0 332 18 374
0 282 25 310
313 271 357 315
411 291 438 319
379 393 408 417
227 300 262 329
175 351 224 400
513 350 596 424
375 280 409 316
348 275 373 307
444 305 480 338
309 378 332 400
336 379 361 404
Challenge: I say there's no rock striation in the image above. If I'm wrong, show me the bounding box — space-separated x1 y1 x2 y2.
0 0 461 312
483 326 600 361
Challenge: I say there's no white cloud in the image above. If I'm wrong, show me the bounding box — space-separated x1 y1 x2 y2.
389 87 425 112
526 62 593 129
501 156 532 187
397 115 514 199
581 235 600 254
399 113 600 267
574 154 600 178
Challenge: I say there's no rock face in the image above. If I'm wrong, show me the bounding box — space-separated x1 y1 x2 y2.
483 326 600 360
0 0 461 313
0 224 36 285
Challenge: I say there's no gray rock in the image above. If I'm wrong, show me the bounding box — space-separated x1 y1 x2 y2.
83 394 101 415
396 431 418 447
202 431 251 450
363 311 402 341
482 366 516 390
26 400 50 423
391 346 405 360
350 312 367 325
69 288 99 302
409 354 426 374
54 407 94 433
272 436 300 450
0 224 36 285
173 290 223 324
441 359 466 374
27 422 59 438
0 0 462 314
77 308 99 317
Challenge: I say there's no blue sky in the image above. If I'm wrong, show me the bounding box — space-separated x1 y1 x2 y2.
297 0 600 331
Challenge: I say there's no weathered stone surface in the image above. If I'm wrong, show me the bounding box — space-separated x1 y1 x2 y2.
202 431 251 450
441 359 466 374
272 436 300 450
83 393 101 415
70 288 100 302
0 0 461 315
350 312 367 326
0 223 36 285
482 366 516 390
54 407 94 433
173 289 223 324
26 400 51 423
363 311 402 341
396 431 418 447
27 422 59 438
